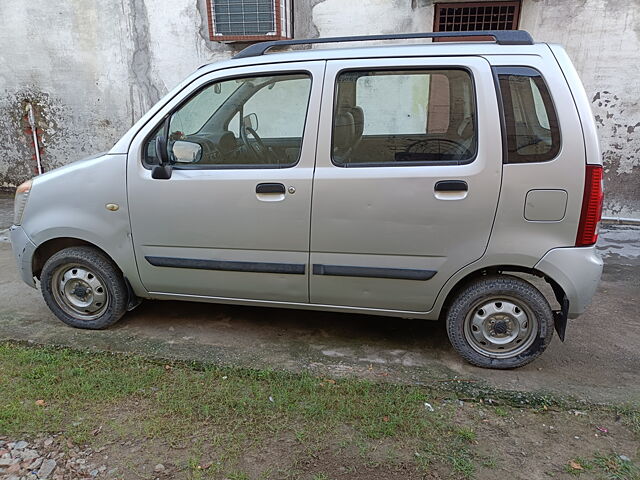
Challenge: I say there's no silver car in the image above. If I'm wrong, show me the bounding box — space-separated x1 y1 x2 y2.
10 31 603 369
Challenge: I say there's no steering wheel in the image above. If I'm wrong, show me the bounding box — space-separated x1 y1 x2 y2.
407 138 469 156
241 125 277 164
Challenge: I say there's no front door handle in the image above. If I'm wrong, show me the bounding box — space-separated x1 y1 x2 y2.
256 183 285 194
434 180 468 192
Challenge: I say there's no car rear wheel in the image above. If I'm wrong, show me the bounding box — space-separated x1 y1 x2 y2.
446 275 554 369
41 246 127 329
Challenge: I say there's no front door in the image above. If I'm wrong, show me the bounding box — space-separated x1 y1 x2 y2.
128 62 325 302
310 57 502 312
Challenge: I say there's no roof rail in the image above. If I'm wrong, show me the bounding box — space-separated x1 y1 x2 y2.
233 30 534 59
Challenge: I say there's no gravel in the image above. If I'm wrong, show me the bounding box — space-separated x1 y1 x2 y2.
37 459 57 479
0 437 113 479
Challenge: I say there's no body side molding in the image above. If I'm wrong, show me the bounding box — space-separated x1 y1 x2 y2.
145 256 306 275
312 264 436 281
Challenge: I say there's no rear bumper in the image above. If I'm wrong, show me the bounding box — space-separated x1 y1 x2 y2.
534 245 603 318
9 225 37 288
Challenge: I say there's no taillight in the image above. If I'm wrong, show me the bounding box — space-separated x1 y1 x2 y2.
575 165 603 247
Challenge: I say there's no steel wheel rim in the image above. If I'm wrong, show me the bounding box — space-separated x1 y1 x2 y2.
51 264 109 321
463 295 538 359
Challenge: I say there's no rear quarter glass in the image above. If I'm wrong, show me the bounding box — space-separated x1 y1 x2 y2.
493 66 561 164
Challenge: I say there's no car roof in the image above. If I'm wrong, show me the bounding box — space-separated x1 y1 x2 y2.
197 40 551 75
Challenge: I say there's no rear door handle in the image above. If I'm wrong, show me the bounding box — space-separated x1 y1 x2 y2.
256 183 285 194
434 180 468 192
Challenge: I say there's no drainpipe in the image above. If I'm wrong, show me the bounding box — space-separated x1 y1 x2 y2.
601 216 640 226
25 103 43 175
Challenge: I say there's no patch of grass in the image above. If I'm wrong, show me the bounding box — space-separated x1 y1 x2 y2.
1 342 638 480
565 454 640 480
592 453 640 480
564 457 594 475
456 426 477 442
0 343 478 477
494 406 509 417
480 455 497 469
448 450 475 478
0 343 164 435
615 404 640 437
227 472 250 480
433 378 558 409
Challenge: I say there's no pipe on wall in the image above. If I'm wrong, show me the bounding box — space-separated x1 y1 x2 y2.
25 103 43 175
601 216 640 225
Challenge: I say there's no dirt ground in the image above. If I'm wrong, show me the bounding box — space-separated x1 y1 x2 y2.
92 405 638 480
1 194 638 404
1 342 638 480
2 394 638 480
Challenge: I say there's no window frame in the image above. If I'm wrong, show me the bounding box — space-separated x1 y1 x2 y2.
330 66 479 168
433 1 521 41
205 0 292 42
493 65 562 164
141 70 314 171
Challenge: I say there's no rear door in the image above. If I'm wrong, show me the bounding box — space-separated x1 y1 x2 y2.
309 56 502 312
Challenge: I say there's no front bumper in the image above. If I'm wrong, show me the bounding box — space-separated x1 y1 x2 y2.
534 245 603 318
9 225 37 288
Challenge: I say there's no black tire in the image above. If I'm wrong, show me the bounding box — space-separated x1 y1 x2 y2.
446 274 554 369
41 246 128 329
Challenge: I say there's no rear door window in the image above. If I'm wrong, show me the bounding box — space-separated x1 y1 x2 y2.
331 69 477 166
495 66 560 163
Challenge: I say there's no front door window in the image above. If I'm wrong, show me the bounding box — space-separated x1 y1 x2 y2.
146 73 312 168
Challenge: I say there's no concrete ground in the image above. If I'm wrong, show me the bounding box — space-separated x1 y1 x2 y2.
0 190 12 241
0 190 639 404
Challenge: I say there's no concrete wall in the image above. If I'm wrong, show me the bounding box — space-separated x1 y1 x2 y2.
0 0 235 185
0 0 638 217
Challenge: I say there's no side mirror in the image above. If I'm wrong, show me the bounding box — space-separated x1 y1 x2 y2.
243 113 259 131
171 140 203 164
152 136 172 179
155 136 169 165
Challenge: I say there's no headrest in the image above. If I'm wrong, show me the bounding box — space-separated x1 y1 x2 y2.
457 116 474 139
350 106 364 139
333 110 355 150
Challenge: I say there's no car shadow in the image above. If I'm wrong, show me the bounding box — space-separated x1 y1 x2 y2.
118 299 454 357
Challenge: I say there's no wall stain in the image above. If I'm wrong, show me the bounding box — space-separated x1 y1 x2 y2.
0 87 67 187
591 91 640 216
0 85 123 188
127 0 165 120
411 0 433 9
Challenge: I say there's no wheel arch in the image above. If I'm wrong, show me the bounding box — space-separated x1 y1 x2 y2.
438 265 567 325
32 237 116 279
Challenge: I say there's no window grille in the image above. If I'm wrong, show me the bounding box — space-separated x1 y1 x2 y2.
206 0 292 41
434 2 520 35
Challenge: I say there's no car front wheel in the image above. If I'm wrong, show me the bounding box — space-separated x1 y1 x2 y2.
41 246 128 329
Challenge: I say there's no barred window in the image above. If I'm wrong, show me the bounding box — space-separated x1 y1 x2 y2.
434 1 520 41
206 0 292 42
